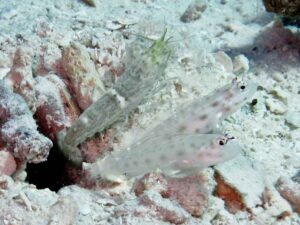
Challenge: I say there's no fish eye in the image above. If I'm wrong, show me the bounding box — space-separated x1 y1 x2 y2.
218 135 235 146
234 79 247 91
218 137 226 146
219 140 225 145
239 81 247 91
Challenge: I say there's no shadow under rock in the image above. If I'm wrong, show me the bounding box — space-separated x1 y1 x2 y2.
26 144 74 192
226 23 300 74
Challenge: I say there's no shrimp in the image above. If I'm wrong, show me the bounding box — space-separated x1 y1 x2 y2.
58 30 171 165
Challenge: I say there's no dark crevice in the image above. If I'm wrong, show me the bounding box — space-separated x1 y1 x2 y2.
26 144 74 192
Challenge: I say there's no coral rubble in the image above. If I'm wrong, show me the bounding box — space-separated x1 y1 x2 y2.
180 0 207 23
0 81 52 164
61 43 105 111
35 74 80 141
5 48 37 111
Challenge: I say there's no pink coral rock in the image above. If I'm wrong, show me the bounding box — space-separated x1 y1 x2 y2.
79 130 112 163
214 172 245 213
276 176 300 213
35 74 80 141
5 47 37 111
0 150 17 176
0 80 52 163
134 172 168 196
60 43 105 111
162 174 209 217
134 172 209 217
138 190 189 224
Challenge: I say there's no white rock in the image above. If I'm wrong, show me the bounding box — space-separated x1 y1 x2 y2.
213 51 233 73
265 98 287 115
0 8 17 20
290 129 300 141
285 112 300 128
80 204 91 215
272 72 284 82
233 54 249 74
215 156 265 209
270 86 288 105
253 186 293 224
0 68 10 80
105 20 123 30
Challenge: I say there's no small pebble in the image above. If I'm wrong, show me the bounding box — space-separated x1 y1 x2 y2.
105 20 123 30
273 72 284 82
285 112 300 129
82 0 96 7
0 151 17 176
180 0 207 23
0 8 17 20
213 51 233 73
265 98 287 115
233 54 249 74
80 205 91 215
270 86 288 105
